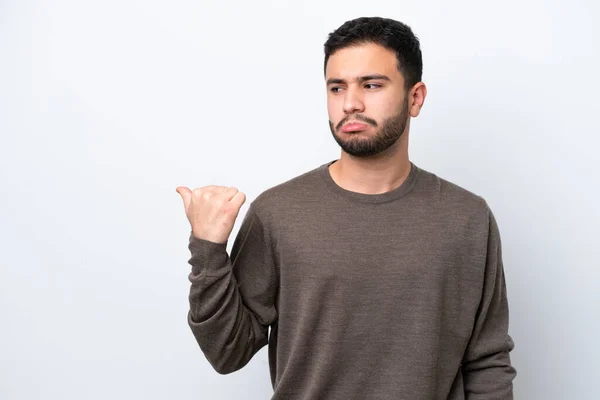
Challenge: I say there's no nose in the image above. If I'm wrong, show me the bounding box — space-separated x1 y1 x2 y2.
343 87 365 115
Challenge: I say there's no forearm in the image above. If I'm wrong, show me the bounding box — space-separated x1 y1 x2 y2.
187 236 269 374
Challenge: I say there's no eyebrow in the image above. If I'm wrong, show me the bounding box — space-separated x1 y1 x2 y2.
326 74 391 85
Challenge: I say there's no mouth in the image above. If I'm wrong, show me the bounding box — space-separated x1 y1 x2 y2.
341 122 369 133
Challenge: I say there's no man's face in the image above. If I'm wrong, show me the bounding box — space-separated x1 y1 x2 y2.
325 43 409 157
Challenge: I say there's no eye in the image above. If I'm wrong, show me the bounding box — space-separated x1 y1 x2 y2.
330 87 343 93
364 83 382 89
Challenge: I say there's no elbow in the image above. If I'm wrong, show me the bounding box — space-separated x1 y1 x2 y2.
204 343 256 375
211 359 244 375
462 349 517 396
188 317 265 375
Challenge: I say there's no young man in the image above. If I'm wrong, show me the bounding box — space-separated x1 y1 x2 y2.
176 17 517 400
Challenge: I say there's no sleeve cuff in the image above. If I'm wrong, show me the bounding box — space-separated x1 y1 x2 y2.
188 231 230 276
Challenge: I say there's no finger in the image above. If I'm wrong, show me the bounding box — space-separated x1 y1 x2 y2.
229 191 246 210
223 186 240 201
203 185 229 194
176 186 192 209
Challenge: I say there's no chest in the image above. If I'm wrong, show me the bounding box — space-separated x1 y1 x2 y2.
276 207 464 289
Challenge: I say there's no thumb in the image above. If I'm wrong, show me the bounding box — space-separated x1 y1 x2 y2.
175 186 192 209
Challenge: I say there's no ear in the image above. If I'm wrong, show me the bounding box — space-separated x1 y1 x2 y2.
409 82 427 118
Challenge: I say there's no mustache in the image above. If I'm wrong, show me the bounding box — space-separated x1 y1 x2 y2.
336 114 378 131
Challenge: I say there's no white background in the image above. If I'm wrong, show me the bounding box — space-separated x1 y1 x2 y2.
1 1 599 399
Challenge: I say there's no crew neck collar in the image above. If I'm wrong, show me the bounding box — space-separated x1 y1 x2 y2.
318 159 420 204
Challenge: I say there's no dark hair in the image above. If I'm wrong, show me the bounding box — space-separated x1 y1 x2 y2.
323 17 423 90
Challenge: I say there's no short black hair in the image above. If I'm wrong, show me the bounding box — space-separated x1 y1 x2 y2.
323 17 423 90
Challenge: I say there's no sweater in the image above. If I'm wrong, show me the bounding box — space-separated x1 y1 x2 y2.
186 160 517 399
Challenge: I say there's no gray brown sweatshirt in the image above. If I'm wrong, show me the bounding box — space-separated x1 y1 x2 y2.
186 160 517 399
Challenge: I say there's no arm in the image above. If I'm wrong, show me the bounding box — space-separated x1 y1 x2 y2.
187 205 278 374
462 205 517 399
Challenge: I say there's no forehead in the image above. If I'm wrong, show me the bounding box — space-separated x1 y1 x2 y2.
325 43 401 80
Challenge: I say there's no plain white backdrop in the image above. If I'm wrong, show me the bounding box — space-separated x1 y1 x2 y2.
1 0 599 399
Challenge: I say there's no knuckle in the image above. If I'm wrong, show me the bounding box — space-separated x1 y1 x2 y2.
211 196 224 206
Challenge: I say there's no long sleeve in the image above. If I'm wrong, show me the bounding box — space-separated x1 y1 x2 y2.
462 205 517 399
186 205 278 374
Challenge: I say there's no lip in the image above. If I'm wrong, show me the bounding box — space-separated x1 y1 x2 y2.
341 122 369 132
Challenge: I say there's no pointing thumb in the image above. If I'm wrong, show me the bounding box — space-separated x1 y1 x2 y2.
176 186 192 208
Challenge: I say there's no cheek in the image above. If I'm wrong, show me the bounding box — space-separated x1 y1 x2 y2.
366 88 403 109
367 101 399 124
326 98 342 121
366 94 393 111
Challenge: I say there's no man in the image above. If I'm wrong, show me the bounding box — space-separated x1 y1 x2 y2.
176 17 517 400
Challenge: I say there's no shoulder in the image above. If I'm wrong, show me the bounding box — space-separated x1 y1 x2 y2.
247 162 327 221
414 165 494 226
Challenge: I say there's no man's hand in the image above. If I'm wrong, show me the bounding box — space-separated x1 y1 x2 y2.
176 185 246 244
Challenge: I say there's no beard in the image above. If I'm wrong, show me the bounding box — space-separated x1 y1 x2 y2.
328 101 409 157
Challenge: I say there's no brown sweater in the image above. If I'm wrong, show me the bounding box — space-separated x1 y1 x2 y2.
186 160 516 399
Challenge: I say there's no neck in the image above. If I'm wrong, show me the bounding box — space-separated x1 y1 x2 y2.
329 136 411 195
